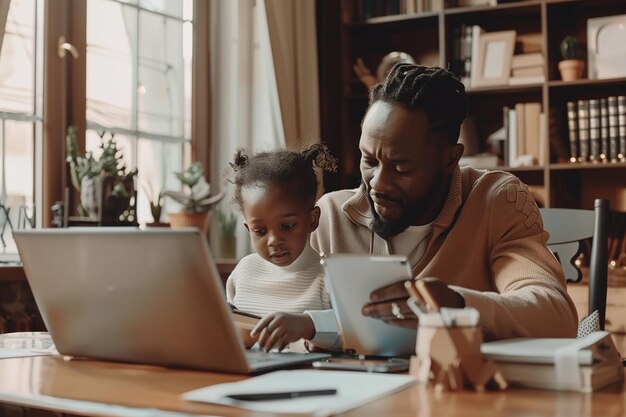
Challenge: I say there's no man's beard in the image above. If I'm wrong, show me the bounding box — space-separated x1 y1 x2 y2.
366 192 414 241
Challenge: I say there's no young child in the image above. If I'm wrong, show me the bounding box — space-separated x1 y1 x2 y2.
226 143 337 352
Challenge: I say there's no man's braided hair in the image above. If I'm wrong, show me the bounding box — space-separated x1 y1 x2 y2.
368 63 469 147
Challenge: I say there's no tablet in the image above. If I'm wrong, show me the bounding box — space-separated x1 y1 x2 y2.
321 255 417 357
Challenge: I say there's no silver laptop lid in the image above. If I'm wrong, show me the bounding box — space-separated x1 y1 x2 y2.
14 228 252 373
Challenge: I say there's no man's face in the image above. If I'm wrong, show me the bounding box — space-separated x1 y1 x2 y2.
242 183 319 267
359 102 455 238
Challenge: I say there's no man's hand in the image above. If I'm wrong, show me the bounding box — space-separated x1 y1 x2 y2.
361 277 465 328
250 313 315 352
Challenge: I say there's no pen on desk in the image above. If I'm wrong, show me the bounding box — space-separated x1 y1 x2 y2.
226 389 338 401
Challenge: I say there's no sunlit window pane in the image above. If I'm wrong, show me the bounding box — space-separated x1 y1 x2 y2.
0 0 35 113
85 0 191 226
86 0 134 129
0 0 40 258
4 120 34 203
138 11 184 136
139 0 182 19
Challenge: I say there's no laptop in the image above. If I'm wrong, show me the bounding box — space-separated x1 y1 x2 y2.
321 254 417 357
14 228 329 373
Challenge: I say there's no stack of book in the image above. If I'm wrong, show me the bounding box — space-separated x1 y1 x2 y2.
509 52 545 85
481 331 624 393
566 96 626 163
503 102 545 166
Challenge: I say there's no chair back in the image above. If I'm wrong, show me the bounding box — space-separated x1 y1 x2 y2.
539 199 609 329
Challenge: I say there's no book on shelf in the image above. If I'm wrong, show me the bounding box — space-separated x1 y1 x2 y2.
616 95 624 162
511 66 544 77
589 99 601 162
566 101 579 163
538 112 546 166
507 107 517 166
502 105 510 166
469 25 485 88
608 96 619 162
456 0 496 6
511 52 544 69
481 331 624 393
600 98 609 161
504 102 542 166
524 102 541 165
515 32 542 54
577 99 590 162
515 103 525 160
508 75 545 85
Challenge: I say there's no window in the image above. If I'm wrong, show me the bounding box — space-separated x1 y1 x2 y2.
0 0 43 258
0 0 200 257
85 0 193 223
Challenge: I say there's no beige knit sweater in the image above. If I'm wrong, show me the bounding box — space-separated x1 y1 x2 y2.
311 166 578 340
226 243 330 316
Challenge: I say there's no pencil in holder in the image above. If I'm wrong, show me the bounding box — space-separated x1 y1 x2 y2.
409 307 507 392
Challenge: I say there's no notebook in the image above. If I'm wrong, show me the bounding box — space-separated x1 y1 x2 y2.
481 331 624 392
14 228 329 373
321 255 417 357
182 369 416 416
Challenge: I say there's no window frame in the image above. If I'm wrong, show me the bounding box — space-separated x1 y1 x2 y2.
41 0 209 227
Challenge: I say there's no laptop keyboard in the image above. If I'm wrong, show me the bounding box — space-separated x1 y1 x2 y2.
245 349 330 371
246 350 301 363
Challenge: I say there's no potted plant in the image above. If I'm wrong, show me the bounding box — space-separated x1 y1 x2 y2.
163 162 224 232
66 126 138 224
217 208 237 259
558 36 585 81
142 183 166 226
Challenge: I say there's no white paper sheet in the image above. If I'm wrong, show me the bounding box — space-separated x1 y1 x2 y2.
182 369 416 416
0 346 58 358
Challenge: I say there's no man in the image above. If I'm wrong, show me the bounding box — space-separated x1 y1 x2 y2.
308 64 577 343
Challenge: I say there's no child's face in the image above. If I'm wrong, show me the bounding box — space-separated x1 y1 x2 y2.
242 183 320 267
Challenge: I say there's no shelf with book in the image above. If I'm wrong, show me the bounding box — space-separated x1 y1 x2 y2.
550 162 626 171
548 77 626 89
467 83 543 95
444 0 542 17
318 0 626 210
357 11 439 25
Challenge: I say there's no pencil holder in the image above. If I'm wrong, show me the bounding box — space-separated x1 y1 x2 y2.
409 308 507 392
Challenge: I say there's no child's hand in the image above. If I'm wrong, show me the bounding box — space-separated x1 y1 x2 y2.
250 313 315 352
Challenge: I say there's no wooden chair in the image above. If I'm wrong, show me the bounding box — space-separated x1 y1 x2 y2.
539 199 610 329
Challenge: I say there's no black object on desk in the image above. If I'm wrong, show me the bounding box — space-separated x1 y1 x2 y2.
226 389 337 401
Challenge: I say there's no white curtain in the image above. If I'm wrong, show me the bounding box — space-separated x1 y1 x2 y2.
208 0 321 258
208 0 284 257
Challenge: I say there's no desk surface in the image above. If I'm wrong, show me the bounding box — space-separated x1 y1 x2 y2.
0 355 624 417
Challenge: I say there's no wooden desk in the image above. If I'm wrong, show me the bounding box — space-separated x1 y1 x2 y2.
0 355 623 417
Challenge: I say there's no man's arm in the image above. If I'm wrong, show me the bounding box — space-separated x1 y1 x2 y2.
455 179 578 340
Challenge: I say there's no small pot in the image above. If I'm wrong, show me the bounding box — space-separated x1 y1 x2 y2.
168 211 211 233
558 59 585 81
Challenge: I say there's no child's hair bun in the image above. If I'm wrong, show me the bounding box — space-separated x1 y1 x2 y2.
230 149 249 171
301 143 338 173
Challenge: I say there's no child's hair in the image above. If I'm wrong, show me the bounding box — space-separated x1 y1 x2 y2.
229 143 338 210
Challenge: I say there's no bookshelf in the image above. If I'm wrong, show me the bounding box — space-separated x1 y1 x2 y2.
317 0 626 211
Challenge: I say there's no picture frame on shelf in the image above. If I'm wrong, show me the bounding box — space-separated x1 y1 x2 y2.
587 14 626 80
473 30 516 88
